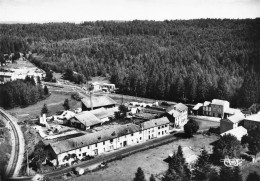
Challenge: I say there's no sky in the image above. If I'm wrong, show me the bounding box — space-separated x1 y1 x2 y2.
0 0 259 23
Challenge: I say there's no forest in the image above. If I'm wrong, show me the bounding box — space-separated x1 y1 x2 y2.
0 19 259 108
0 76 49 109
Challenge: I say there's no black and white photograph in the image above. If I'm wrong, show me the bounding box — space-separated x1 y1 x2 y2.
0 0 260 181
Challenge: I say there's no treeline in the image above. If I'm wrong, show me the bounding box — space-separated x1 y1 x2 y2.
0 36 28 54
1 19 260 107
0 76 49 109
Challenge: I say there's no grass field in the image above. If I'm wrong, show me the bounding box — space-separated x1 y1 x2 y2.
69 134 219 181
8 92 81 122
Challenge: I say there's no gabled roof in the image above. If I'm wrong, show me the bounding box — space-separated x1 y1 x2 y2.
212 99 229 106
225 108 241 115
166 103 187 113
193 103 203 110
220 126 247 141
142 117 170 129
74 111 101 127
244 112 260 122
203 101 211 106
81 96 117 109
50 123 140 155
223 113 245 124
90 107 118 120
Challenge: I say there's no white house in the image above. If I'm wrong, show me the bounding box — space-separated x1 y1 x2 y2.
220 126 247 141
166 103 188 128
49 117 170 166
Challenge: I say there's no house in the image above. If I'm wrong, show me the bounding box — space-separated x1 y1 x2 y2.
142 117 170 140
49 117 170 166
81 96 117 111
211 99 230 118
90 107 118 123
89 82 116 92
166 103 188 128
243 112 260 131
202 101 211 116
224 108 241 118
220 126 247 141
0 72 12 84
69 111 102 130
220 113 245 133
192 103 203 115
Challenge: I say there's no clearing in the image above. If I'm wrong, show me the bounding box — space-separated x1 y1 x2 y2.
69 134 219 181
8 92 81 122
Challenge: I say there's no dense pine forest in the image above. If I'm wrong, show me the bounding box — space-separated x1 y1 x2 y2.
0 19 260 108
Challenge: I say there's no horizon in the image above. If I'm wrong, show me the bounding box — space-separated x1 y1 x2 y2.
0 0 260 23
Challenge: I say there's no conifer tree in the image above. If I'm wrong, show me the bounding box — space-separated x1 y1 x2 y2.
149 174 156 181
246 172 260 181
63 98 70 110
41 103 48 115
134 167 146 181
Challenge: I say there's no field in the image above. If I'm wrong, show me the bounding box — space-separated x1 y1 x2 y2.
69 134 219 181
8 92 81 122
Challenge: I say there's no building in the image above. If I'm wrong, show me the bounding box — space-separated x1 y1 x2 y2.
81 96 117 111
89 107 118 123
192 103 203 115
220 113 245 133
243 112 260 131
220 126 247 141
89 82 116 92
224 108 242 118
69 111 102 130
49 117 170 166
210 99 230 118
166 103 188 128
202 101 211 116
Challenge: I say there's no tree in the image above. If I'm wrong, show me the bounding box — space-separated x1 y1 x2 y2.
168 146 191 181
246 172 260 181
219 166 234 181
44 85 49 95
63 99 70 110
37 76 41 85
232 166 243 181
192 149 211 180
184 119 199 137
134 167 146 181
149 174 156 181
213 134 241 162
241 129 260 157
31 141 50 172
41 103 48 115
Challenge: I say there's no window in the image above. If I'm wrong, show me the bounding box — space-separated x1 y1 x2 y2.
165 124 168 127
162 125 164 128
83 152 86 156
140 137 142 140
103 141 105 145
110 139 113 143
158 126 160 129
131 133 134 136
158 132 160 135
79 148 81 151
165 130 167 133
79 154 81 156
95 143 97 147
88 146 89 149
139 131 142 134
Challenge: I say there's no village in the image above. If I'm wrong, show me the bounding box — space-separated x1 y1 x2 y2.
1 54 260 181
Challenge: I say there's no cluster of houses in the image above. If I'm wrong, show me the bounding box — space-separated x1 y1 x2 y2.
46 95 189 166
193 99 260 141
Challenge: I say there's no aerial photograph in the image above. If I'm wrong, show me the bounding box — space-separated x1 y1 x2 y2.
0 0 260 181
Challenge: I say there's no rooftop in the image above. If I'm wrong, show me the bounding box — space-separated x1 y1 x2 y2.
193 103 203 110
50 123 140 154
211 99 229 106
74 111 101 127
244 112 260 122
166 103 187 113
90 107 118 120
224 113 245 123
81 95 117 109
203 101 211 106
220 126 247 141
142 117 170 129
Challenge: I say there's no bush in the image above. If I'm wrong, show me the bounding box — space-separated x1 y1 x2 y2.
184 119 199 137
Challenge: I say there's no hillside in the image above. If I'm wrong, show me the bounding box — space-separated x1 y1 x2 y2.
0 19 260 107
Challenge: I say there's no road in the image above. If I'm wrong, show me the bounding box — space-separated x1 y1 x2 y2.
0 108 25 178
8 132 179 181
